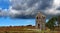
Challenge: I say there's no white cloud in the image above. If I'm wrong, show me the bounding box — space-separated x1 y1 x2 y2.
45 9 60 15
45 0 60 15
53 0 60 6
0 9 8 17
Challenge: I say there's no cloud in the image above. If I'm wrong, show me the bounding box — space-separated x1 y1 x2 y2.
11 0 52 10
0 0 60 19
8 0 53 19
0 9 8 17
45 0 60 15
45 8 60 15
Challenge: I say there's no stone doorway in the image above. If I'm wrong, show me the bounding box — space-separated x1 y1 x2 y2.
38 24 40 29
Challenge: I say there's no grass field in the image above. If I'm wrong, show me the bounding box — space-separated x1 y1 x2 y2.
0 26 60 33
0 31 59 33
0 29 59 33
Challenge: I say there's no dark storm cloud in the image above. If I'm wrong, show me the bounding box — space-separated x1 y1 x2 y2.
56 7 60 10
37 0 53 10
12 0 40 10
0 0 60 19
8 0 53 19
12 0 53 10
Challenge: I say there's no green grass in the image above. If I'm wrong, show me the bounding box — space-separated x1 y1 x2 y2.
0 28 58 33
0 31 58 33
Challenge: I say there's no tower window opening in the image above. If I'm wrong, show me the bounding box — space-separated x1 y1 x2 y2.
37 17 38 19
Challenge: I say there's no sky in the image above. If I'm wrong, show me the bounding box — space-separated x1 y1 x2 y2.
0 0 60 26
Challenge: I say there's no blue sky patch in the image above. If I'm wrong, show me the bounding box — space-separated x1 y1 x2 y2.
0 0 10 9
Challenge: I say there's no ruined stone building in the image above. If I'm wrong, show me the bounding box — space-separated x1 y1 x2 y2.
35 12 46 30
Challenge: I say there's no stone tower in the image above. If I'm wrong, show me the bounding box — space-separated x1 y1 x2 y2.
35 12 46 30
